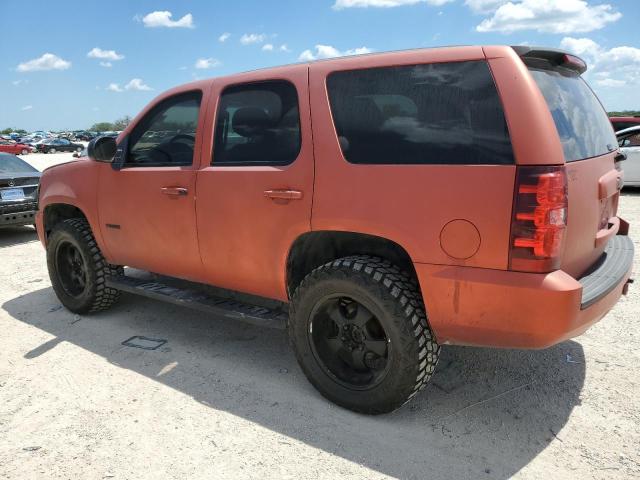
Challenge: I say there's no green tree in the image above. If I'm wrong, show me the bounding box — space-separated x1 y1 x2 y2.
112 115 132 131
90 122 115 132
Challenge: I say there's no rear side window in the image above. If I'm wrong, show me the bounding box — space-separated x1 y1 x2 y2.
528 66 617 162
213 80 301 166
326 61 514 165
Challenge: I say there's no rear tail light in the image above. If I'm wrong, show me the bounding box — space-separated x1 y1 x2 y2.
509 166 568 273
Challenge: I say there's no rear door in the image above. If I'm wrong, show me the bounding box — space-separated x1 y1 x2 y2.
195 66 314 301
523 54 621 277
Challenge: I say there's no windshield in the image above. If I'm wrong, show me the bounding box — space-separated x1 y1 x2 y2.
528 66 617 162
0 154 38 173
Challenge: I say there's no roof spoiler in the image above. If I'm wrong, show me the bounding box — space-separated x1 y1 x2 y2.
511 46 587 74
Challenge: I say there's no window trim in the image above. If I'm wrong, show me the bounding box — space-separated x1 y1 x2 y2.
211 79 302 167
120 90 203 169
325 60 515 166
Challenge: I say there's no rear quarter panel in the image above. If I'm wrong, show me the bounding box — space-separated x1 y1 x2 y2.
309 47 515 269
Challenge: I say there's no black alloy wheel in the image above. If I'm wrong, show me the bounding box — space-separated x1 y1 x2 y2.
309 295 391 390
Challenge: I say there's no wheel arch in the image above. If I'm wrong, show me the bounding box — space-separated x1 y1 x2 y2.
43 203 89 242
286 230 418 298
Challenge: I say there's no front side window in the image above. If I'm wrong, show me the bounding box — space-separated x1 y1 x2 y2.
327 61 514 165
213 81 301 166
127 91 202 166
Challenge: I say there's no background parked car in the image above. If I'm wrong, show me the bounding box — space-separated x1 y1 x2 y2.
37 138 83 154
617 125 640 186
610 116 640 133
0 153 41 227
0 140 33 155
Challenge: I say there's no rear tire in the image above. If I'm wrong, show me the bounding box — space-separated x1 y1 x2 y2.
289 255 439 414
49 148 56 154
21 149 28 155
47 218 122 314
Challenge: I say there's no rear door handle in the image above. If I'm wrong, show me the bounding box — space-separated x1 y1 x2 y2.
264 189 303 200
161 187 188 196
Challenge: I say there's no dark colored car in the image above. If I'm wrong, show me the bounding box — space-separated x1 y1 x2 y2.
37 138 84 154
610 116 640 133
0 153 41 227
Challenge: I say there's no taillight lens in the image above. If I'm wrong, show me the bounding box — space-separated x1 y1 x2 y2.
509 166 568 273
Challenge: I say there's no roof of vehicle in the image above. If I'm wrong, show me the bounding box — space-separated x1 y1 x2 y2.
610 116 640 121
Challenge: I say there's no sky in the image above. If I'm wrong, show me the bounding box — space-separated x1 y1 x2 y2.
1 0 639 131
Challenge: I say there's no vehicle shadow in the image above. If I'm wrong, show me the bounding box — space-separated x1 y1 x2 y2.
621 186 640 196
0 226 38 248
3 288 586 479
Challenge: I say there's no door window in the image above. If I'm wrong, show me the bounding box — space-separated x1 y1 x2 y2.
127 91 202 166
213 81 301 166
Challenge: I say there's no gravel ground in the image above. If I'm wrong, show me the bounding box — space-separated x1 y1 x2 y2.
0 153 638 480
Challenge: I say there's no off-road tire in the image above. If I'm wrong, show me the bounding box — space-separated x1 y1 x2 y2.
47 218 123 314
289 255 440 414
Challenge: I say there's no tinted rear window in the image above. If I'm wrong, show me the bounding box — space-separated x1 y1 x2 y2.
528 66 616 162
326 61 514 165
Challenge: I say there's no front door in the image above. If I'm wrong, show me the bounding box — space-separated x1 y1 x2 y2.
97 90 206 280
195 66 314 300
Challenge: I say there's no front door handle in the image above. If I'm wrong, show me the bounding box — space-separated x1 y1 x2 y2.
161 186 188 196
264 189 303 200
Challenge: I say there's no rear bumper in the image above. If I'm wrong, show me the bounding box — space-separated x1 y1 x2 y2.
0 202 38 227
416 233 634 349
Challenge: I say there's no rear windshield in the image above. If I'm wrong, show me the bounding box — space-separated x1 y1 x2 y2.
0 154 38 173
327 61 514 165
528 66 616 162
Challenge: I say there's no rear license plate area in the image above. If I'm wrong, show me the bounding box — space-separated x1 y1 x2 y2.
0 188 25 201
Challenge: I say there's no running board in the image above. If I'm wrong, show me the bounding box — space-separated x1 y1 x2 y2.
105 274 288 329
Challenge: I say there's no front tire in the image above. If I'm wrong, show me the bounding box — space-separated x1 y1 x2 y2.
289 255 439 414
47 218 122 314
21 149 29 155
49 148 56 154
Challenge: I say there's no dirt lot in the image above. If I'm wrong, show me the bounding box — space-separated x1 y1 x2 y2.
1 152 639 480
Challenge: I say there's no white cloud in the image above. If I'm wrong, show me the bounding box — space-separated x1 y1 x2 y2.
262 44 274 51
240 33 266 45
280 44 291 53
194 58 221 69
597 78 626 87
87 47 124 61
125 78 152 91
12 79 28 86
219 32 231 42
141 11 194 28
476 0 622 34
99 62 113 68
298 45 373 61
560 37 640 88
107 83 123 92
464 0 506 14
21 105 33 111
334 0 451 8
17 53 71 72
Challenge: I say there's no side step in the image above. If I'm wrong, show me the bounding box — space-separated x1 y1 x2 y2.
105 274 288 329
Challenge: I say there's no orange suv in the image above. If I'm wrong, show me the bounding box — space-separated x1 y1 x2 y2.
36 46 634 414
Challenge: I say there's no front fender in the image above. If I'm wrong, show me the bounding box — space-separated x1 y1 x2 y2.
38 160 113 262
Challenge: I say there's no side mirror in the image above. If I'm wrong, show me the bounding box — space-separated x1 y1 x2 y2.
88 136 117 163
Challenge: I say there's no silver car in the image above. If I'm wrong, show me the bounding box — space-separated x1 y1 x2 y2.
617 126 640 187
